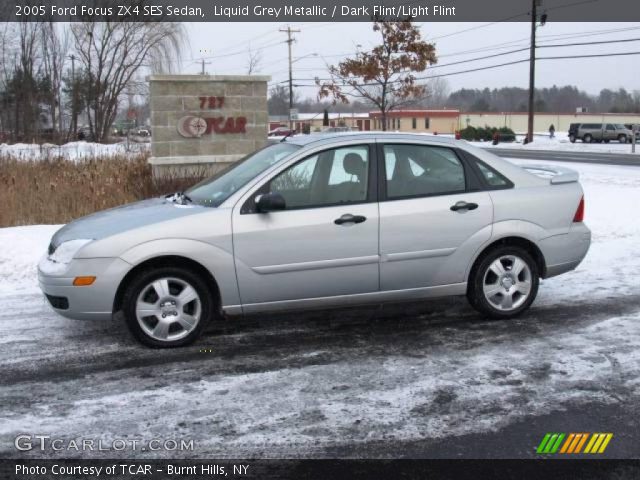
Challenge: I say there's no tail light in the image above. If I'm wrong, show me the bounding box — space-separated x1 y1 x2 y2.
573 196 585 222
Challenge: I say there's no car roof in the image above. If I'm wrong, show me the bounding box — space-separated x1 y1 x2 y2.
284 131 458 147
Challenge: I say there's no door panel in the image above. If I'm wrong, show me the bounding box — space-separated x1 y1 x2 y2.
379 143 493 290
233 204 379 304
379 192 492 290
232 144 379 306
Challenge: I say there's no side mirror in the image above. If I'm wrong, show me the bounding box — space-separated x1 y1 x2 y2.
255 193 286 213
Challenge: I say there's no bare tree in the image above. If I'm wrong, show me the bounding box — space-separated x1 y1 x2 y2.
41 23 69 139
71 19 184 142
246 44 263 75
317 19 437 130
422 77 450 109
15 22 42 141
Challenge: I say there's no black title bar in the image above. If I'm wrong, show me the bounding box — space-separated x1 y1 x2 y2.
4 0 640 22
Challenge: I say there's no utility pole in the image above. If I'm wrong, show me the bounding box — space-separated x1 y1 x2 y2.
280 25 300 130
198 58 211 75
527 0 546 144
526 0 538 144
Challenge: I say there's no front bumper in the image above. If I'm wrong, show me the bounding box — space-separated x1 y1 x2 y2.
540 223 591 278
38 257 132 320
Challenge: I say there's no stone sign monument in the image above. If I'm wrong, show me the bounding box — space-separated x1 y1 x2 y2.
148 74 270 176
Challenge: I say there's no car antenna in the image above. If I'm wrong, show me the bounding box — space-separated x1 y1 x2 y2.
280 131 295 142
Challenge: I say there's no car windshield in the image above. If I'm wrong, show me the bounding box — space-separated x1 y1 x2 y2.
185 143 300 207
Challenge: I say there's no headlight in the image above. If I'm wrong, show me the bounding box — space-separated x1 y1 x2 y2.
39 239 93 275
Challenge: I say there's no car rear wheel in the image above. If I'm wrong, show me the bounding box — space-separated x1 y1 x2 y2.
467 246 539 319
122 267 213 347
583 134 592 143
569 134 576 143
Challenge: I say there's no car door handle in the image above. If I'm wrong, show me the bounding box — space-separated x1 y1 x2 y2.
334 214 367 225
450 201 479 212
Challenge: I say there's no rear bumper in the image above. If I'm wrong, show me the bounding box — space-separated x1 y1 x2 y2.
540 223 591 278
38 257 132 321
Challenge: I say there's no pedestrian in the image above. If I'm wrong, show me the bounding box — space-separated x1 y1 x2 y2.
549 124 555 139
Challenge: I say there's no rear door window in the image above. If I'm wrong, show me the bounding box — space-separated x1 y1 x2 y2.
383 144 466 199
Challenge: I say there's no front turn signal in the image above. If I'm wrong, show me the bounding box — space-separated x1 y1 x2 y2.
73 276 96 286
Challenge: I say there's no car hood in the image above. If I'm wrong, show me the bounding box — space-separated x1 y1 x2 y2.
50 197 207 250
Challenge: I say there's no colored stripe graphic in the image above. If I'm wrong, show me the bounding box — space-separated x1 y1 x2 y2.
536 433 565 453
538 433 613 454
584 433 614 454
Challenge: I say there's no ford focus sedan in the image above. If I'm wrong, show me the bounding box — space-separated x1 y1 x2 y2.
39 133 591 347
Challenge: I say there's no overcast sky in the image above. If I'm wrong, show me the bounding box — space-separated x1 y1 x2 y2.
182 22 640 99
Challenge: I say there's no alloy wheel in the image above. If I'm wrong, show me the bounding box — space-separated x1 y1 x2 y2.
135 277 202 342
482 255 533 312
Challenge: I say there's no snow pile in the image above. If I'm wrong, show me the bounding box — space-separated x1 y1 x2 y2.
0 225 61 295
0 141 150 161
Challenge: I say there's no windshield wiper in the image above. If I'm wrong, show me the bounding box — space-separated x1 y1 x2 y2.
166 191 193 205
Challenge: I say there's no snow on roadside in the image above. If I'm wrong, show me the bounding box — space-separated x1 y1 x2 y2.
0 141 149 161
0 225 61 296
506 159 640 303
473 133 639 154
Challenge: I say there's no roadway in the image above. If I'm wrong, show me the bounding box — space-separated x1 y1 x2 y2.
487 147 640 166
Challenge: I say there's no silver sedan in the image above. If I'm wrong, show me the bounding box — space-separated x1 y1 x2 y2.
38 133 591 347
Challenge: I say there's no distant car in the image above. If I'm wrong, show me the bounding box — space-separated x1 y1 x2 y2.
135 129 151 137
568 123 632 143
624 124 640 140
321 126 351 133
39 133 591 347
268 126 295 137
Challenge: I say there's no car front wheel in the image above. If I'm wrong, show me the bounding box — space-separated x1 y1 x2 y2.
122 267 214 347
467 246 539 319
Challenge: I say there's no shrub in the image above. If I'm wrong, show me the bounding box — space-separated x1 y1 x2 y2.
0 154 206 227
459 125 516 142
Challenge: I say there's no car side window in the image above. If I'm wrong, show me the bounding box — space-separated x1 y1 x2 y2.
268 145 370 209
383 144 466 199
474 160 510 187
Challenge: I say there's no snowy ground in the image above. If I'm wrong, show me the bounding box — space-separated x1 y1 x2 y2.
1 160 639 459
471 132 639 154
0 141 150 161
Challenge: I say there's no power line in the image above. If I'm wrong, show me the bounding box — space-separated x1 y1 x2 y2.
538 37 640 48
289 51 640 87
292 36 640 82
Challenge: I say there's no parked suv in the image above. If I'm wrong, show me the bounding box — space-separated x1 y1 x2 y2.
568 123 632 143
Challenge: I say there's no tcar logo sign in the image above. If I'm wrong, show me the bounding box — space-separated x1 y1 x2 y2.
176 95 248 138
177 116 207 138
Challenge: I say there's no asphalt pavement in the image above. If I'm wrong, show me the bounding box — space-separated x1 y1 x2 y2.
487 147 640 166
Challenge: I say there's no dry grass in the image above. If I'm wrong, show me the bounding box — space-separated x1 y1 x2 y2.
0 154 206 227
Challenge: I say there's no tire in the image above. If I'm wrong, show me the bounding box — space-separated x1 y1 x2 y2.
122 266 214 347
467 246 540 319
569 134 576 143
604 139 610 144
583 134 592 143
618 134 627 143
